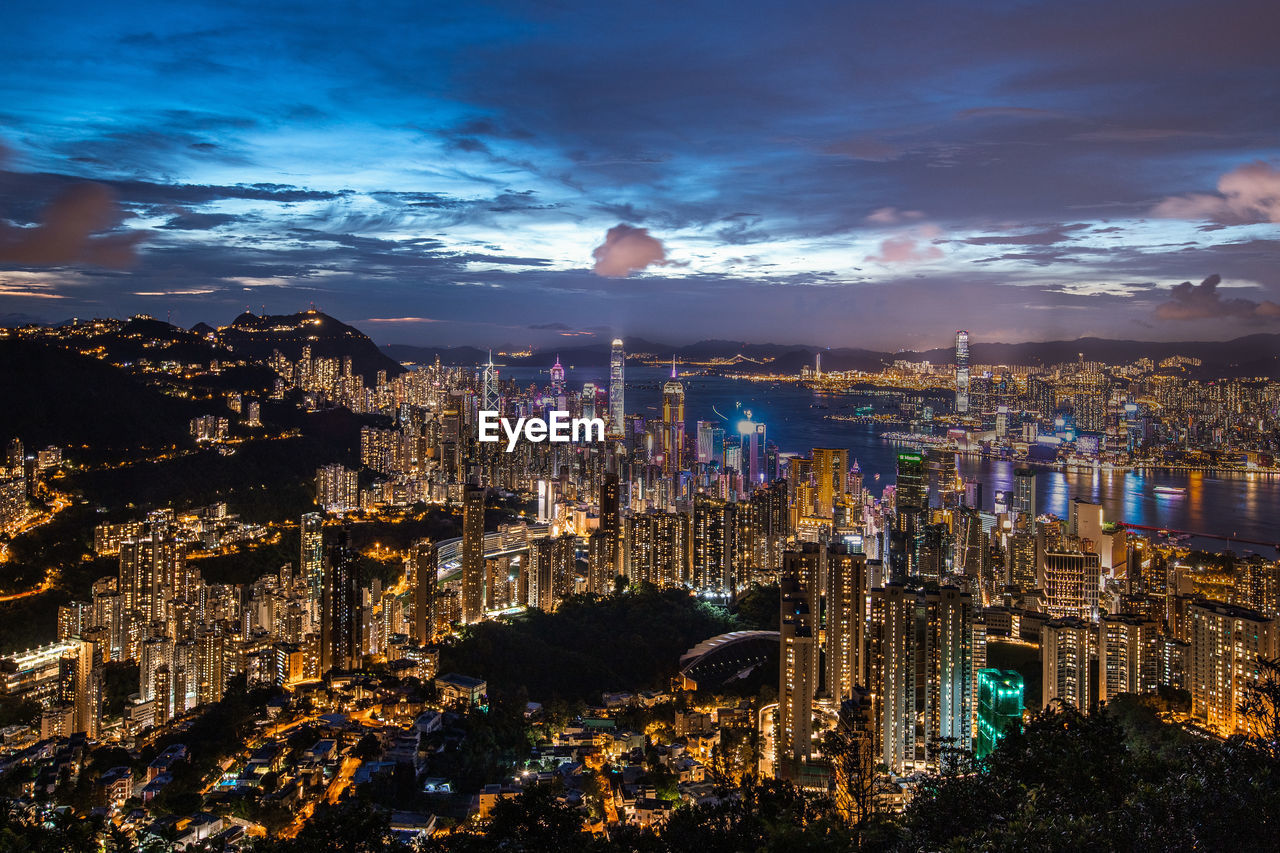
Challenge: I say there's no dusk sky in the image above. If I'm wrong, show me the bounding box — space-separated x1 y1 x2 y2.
1 0 1278 350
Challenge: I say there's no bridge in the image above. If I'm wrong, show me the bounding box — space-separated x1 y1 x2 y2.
1118 522 1279 550
434 524 554 578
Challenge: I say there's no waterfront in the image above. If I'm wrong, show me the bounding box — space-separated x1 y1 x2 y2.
506 364 1280 555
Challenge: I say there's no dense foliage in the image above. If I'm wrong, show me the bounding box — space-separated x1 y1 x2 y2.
438 584 736 705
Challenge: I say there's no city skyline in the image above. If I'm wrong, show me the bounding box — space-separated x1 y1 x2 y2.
1 1 1279 347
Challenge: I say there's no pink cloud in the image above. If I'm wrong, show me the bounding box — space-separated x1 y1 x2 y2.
866 224 944 264
591 223 668 277
865 207 925 225
1152 161 1280 224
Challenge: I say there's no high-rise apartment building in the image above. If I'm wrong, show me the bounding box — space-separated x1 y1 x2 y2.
460 485 486 624
1042 617 1096 711
1188 600 1277 735
778 574 817 776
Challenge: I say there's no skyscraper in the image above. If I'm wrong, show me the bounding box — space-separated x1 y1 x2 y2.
410 538 437 644
461 485 486 624
300 512 324 623
975 669 1024 759
661 359 685 478
1188 600 1277 735
1012 467 1036 521
608 338 625 437
894 451 926 513
481 350 500 412
1041 617 1095 711
812 448 848 519
955 330 970 414
778 574 817 776
825 546 866 704
596 472 621 586
321 532 360 673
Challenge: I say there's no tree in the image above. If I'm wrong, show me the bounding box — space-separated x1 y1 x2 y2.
820 710 880 829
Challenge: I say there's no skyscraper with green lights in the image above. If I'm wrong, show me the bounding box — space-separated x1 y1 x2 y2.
976 668 1024 759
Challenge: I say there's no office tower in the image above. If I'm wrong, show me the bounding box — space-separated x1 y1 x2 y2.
481 350 500 412
895 451 926 514
321 532 360 672
975 669 1024 759
1041 550 1101 621
741 421 766 489
955 330 970 414
1099 614 1161 701
693 495 733 593
300 512 324 622
581 382 598 420
410 538 436 643
661 360 685 478
1188 600 1278 735
1042 617 1096 711
1012 467 1036 521
550 355 565 395
812 448 848 519
924 447 957 509
460 485 486 624
825 547 867 703
778 574 817 776
609 338 625 436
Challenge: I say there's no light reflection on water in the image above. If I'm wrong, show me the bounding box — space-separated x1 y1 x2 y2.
501 365 1280 554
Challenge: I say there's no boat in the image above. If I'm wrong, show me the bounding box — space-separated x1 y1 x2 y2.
1154 486 1186 496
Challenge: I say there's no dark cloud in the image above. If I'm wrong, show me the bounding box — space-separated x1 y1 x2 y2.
0 182 144 268
962 224 1089 246
1155 274 1280 321
159 211 239 230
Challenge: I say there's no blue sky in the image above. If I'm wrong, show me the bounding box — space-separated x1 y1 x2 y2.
0 0 1278 349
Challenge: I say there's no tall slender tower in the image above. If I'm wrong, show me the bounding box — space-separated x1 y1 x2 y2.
300 512 324 624
481 350 500 412
609 338 626 437
955 330 970 414
461 485 486 624
661 358 685 478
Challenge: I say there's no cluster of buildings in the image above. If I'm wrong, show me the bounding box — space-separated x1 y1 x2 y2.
0 437 60 535
807 331 1280 471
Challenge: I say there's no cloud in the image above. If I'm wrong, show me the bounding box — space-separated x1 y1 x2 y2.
1154 273 1280 321
866 226 944 264
865 207 924 225
1152 161 1280 224
0 182 144 268
591 224 668 277
962 223 1088 246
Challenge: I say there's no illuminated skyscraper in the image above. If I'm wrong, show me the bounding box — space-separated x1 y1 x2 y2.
581 382 599 420
481 350 500 412
1188 600 1277 735
1012 467 1036 521
825 546 866 703
596 472 621 585
321 532 360 673
955 330 970 414
410 538 437 643
1041 617 1095 711
661 359 685 478
1041 550 1100 621
300 512 324 622
461 485 486 624
812 448 848 519
778 573 817 776
895 451 926 513
550 355 565 395
975 669 1024 759
608 338 625 436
